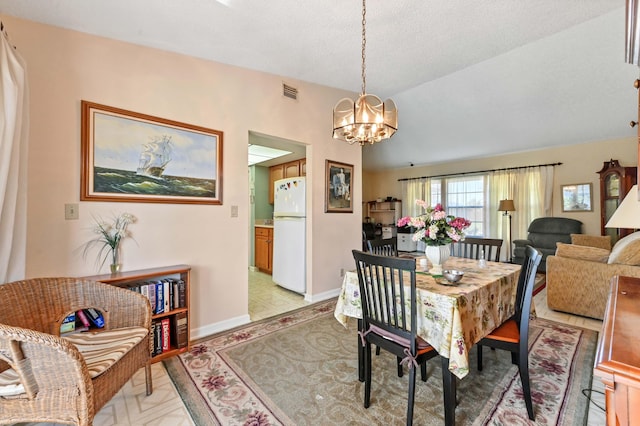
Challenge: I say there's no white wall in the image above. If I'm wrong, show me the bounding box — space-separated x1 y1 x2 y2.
3 16 362 337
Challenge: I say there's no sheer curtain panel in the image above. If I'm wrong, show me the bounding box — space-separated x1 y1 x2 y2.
0 23 29 282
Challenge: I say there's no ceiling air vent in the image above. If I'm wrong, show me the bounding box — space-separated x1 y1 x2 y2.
283 83 298 100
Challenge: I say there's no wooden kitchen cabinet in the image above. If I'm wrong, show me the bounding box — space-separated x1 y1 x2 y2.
255 226 274 274
268 159 306 204
284 160 300 177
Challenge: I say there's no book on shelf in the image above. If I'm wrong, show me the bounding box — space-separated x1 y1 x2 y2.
172 280 179 310
163 280 170 314
172 311 188 349
152 321 163 356
161 317 170 352
148 283 156 313
177 279 186 308
155 281 164 315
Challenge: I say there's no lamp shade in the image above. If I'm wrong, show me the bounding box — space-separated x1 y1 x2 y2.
605 185 640 228
498 199 516 212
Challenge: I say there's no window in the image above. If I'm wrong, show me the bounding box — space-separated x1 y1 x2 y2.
429 175 486 237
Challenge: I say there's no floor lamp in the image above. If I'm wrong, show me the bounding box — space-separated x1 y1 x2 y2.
498 200 516 262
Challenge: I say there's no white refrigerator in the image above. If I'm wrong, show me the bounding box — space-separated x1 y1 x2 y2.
272 176 306 294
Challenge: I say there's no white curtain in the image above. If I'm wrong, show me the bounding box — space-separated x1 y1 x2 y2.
488 165 554 243
401 178 430 218
0 23 29 283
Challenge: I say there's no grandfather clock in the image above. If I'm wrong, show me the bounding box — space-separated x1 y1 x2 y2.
597 159 637 242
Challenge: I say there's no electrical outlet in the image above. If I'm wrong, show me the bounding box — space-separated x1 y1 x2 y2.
340 268 345 277
65 203 79 220
231 205 239 217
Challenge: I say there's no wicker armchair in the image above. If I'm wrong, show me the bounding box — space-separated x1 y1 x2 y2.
0 278 152 426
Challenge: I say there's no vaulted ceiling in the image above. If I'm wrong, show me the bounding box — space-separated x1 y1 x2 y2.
0 0 637 170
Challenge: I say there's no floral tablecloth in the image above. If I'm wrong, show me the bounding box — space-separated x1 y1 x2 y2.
334 257 523 379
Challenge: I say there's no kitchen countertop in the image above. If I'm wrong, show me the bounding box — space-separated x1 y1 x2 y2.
254 221 273 228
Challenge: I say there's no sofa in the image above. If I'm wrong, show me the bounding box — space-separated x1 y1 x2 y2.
513 217 583 272
546 232 640 320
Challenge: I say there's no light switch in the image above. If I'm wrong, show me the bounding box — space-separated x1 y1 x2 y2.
65 203 79 220
231 205 238 217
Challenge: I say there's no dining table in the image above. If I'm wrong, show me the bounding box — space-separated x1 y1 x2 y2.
334 255 523 425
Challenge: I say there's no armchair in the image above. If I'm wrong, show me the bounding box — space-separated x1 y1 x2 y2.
512 217 582 272
0 278 152 426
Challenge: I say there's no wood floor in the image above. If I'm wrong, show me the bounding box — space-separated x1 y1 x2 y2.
19 275 606 425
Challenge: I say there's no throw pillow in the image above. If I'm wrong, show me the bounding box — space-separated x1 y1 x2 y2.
556 243 610 263
570 234 612 251
608 231 640 266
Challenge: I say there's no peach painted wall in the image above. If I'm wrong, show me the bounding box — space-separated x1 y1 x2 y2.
2 15 362 337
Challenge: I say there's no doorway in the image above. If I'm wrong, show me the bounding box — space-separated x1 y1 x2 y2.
248 131 309 321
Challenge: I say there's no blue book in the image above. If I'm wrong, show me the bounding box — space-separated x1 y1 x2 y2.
155 281 164 314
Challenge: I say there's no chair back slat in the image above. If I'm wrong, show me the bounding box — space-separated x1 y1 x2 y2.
450 237 503 262
353 250 416 347
514 245 542 342
366 237 398 257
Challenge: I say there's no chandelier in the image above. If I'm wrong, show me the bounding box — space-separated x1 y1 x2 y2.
332 0 398 145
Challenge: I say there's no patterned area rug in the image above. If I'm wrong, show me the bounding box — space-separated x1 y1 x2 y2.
164 299 596 426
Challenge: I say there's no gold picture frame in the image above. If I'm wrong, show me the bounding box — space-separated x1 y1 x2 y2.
81 101 223 204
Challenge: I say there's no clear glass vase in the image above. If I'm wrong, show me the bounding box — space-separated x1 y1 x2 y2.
110 247 120 273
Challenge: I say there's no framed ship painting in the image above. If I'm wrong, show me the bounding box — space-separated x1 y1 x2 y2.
81 101 223 204
325 160 353 213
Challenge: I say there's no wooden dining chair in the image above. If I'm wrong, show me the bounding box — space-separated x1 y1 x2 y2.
352 250 438 426
450 237 503 262
476 245 542 420
366 237 398 257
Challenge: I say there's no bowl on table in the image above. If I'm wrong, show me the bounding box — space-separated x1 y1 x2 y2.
442 269 464 283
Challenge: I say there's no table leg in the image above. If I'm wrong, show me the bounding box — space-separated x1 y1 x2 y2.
357 318 364 382
441 356 456 426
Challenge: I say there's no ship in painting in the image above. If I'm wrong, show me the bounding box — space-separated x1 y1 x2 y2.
136 135 173 178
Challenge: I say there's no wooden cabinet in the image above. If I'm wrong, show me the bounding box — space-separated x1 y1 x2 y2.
84 265 191 363
367 200 402 226
284 160 300 178
597 159 637 243
268 159 306 204
594 275 640 426
255 226 274 274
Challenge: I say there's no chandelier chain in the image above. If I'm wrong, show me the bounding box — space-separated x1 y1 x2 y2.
361 0 367 95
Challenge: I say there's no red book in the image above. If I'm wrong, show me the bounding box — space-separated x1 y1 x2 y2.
161 318 170 352
76 309 91 328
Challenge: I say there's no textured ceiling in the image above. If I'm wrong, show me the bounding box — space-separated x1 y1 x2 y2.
0 0 637 170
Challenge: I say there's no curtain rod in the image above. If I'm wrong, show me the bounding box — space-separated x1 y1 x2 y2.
397 162 563 182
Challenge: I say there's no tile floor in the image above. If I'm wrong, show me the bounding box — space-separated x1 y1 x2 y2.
248 268 309 321
19 276 606 426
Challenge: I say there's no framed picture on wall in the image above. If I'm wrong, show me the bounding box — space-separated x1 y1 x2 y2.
81 100 223 204
561 183 593 212
325 160 353 213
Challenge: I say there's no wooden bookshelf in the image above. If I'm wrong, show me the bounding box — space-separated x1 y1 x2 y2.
83 265 191 363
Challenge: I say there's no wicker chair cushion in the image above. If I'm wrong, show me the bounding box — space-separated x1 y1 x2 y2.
0 326 148 397
608 232 640 266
